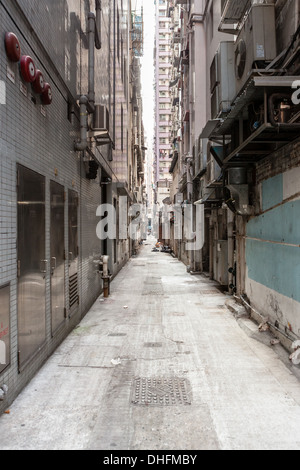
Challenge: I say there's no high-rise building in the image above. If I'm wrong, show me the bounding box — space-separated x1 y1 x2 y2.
154 0 173 206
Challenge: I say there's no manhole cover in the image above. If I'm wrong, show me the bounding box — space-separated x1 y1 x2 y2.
108 333 127 337
144 342 163 348
131 377 192 407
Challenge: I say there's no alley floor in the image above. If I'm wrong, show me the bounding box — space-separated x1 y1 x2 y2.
1 241 300 451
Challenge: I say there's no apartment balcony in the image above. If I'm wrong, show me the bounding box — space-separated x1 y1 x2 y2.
159 51 172 57
159 144 172 151
159 85 169 92
159 109 172 115
159 96 171 102
158 132 170 138
159 40 170 46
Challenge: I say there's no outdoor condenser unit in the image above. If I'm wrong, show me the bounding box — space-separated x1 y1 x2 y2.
210 41 236 119
235 2 277 96
92 104 110 132
197 137 208 173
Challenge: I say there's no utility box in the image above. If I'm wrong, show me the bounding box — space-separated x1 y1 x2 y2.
214 240 229 286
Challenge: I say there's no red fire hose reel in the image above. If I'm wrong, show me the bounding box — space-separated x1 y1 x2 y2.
5 32 52 105
32 70 45 94
20 55 36 83
41 83 52 105
5 32 21 62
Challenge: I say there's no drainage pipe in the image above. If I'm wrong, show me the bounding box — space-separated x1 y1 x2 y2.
227 210 235 294
74 95 89 151
101 255 110 298
95 0 102 50
88 12 96 111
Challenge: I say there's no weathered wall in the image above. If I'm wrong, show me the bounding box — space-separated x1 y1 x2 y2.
245 140 300 338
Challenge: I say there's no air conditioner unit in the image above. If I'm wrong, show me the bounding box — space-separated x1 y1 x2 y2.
198 137 208 173
92 104 110 132
207 144 222 185
235 3 277 96
210 42 236 119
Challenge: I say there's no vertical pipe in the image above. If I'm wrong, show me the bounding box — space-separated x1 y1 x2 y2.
88 13 96 110
227 209 235 293
75 95 89 151
209 215 214 280
113 0 116 144
95 0 102 50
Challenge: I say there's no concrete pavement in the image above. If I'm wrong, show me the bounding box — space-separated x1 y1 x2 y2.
1 241 300 450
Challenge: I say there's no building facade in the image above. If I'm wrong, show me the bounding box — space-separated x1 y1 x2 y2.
154 0 173 207
0 0 144 413
167 0 300 349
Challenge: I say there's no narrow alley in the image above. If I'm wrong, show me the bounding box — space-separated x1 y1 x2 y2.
0 241 300 451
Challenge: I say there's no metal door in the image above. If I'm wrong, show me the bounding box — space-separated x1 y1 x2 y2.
68 189 79 315
50 181 65 333
0 284 10 374
17 165 46 368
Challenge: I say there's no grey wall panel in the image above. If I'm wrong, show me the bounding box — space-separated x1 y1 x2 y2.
17 165 46 368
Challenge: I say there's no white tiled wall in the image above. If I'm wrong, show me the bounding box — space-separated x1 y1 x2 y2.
0 0 130 413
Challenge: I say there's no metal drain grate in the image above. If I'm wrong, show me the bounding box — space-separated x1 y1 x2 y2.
131 377 192 407
144 342 163 348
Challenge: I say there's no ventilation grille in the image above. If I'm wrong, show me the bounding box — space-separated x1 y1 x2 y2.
69 273 79 308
